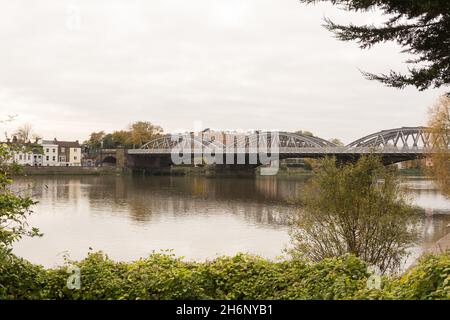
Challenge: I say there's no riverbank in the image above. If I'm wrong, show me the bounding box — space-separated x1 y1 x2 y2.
17 166 125 176
398 168 426 176
429 230 450 254
13 164 429 178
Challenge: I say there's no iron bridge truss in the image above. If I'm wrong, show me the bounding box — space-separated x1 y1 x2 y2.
128 127 447 160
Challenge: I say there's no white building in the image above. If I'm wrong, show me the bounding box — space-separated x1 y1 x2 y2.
42 140 59 166
5 139 43 166
11 148 34 166
4 138 82 167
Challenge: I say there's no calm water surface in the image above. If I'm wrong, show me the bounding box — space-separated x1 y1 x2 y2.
12 175 450 267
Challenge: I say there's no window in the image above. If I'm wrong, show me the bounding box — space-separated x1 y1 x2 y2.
53 148 56 153
19 155 22 160
52 156 55 161
46 156 49 161
46 148 49 153
74 156 77 160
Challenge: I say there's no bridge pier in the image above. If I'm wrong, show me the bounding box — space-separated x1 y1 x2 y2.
126 154 174 175
116 148 128 170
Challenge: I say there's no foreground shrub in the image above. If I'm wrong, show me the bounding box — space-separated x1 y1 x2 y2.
0 249 45 299
290 156 419 273
0 251 449 300
388 254 450 299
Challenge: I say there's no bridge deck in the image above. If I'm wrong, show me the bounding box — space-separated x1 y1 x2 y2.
127 147 432 155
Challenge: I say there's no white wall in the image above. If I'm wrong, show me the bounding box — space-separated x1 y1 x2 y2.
70 148 82 166
12 150 33 166
42 143 59 166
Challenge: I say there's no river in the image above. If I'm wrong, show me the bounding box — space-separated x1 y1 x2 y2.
11 174 450 268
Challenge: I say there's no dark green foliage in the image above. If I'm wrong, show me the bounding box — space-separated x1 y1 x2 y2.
196 254 291 299
0 144 41 253
0 250 448 300
0 249 45 299
300 0 450 90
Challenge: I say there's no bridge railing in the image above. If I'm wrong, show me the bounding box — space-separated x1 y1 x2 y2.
128 145 432 155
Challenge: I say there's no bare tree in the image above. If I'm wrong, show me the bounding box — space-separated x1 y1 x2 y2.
14 123 33 143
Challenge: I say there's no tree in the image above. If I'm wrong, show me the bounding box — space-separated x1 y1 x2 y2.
14 123 33 143
428 95 450 196
289 156 418 273
300 0 450 91
86 131 106 150
329 138 344 146
295 130 314 137
0 144 41 255
101 134 115 149
111 130 132 148
128 121 163 148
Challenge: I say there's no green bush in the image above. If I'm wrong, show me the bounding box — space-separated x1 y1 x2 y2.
388 253 450 299
0 251 449 300
0 249 46 299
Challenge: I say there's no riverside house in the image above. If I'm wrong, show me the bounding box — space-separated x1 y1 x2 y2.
3 137 43 166
42 139 59 166
55 139 82 166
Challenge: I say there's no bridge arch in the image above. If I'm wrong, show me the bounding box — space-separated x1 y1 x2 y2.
101 155 117 166
129 127 443 169
210 132 336 149
346 127 432 149
139 131 338 153
140 134 216 153
278 132 336 148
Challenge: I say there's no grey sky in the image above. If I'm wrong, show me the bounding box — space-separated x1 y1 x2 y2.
0 0 446 144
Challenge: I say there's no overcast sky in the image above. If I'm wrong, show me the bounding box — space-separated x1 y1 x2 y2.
0 0 446 144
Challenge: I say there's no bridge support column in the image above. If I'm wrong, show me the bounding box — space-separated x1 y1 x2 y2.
116 148 128 170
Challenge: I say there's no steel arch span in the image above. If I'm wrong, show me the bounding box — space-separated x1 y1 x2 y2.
127 126 446 166
345 127 437 150
138 131 337 152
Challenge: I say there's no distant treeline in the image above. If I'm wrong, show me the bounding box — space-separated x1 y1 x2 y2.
84 121 164 150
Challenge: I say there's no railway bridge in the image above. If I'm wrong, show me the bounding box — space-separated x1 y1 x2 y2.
98 127 446 174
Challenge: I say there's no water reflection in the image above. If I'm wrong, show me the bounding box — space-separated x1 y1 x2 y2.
11 175 450 267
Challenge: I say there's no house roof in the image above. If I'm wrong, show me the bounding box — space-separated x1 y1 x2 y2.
55 140 81 148
2 141 41 148
2 139 80 149
42 140 58 145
